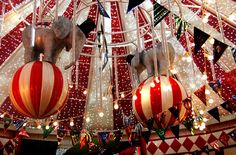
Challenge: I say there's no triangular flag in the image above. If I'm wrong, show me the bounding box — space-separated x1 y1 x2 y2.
3 117 12 131
141 131 151 143
134 123 143 137
208 80 222 96
194 27 210 54
194 85 206 105
201 145 210 155
176 20 182 40
183 97 192 110
213 39 228 64
13 119 25 131
156 128 166 141
18 128 30 138
127 0 145 13
57 128 67 145
208 107 220 122
146 118 154 131
70 130 80 146
98 132 110 145
153 1 170 26
170 124 179 139
221 100 233 114
113 130 123 144
231 48 236 63
168 105 179 119
97 0 110 18
4 140 14 154
42 126 54 139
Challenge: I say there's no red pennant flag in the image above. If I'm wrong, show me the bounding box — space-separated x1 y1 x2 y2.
194 27 210 54
18 128 30 138
127 0 145 13
170 125 180 139
219 132 230 146
221 100 233 114
208 107 220 122
213 39 228 64
194 85 206 105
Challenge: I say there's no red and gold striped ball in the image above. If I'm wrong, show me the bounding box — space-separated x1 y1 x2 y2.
9 61 68 119
133 76 188 129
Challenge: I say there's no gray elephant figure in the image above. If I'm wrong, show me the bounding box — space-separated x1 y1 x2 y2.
126 42 175 83
22 16 96 69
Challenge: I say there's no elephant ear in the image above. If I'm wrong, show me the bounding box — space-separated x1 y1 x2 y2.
52 16 72 39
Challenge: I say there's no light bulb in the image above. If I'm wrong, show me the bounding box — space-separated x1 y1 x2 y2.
182 56 186 61
186 56 192 62
45 125 50 130
205 89 210 95
86 117 90 122
83 90 87 95
99 112 104 117
199 110 204 115
37 124 41 129
0 114 4 118
102 96 107 100
114 103 119 110
170 68 177 74
208 99 214 104
150 81 155 87
190 83 196 89
155 77 160 83
121 92 125 98
69 84 73 88
207 55 214 60
229 13 236 22
53 121 58 126
70 121 74 127
23 123 27 127
209 38 215 44
133 95 137 100
203 118 208 122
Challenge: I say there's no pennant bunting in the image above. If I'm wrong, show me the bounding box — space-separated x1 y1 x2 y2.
208 107 220 122
168 105 179 119
228 130 236 142
97 0 110 18
146 118 154 131
170 124 180 139
42 126 54 139
194 27 210 54
213 39 228 64
153 1 170 26
194 85 206 105
141 131 151 143
57 128 67 145
71 130 80 146
13 119 25 131
156 128 166 141
113 130 123 144
208 80 222 96
201 145 210 155
3 117 12 131
18 128 30 138
98 132 110 145
127 0 145 13
4 140 14 155
221 100 233 114
176 20 183 40
231 48 236 63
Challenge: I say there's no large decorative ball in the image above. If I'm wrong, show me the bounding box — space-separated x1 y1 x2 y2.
9 61 68 119
133 76 188 129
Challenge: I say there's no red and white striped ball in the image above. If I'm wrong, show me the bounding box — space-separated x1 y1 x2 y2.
133 76 187 129
9 61 68 119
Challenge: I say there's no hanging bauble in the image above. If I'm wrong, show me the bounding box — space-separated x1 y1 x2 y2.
132 76 187 129
9 61 68 119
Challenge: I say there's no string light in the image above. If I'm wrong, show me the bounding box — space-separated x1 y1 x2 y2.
0 113 5 118
155 77 160 83
69 84 73 88
37 124 41 129
99 112 104 117
209 38 215 44
121 92 125 98
207 54 214 61
132 95 137 100
199 110 204 115
208 99 214 104
85 117 90 123
228 13 236 22
83 89 87 95
114 102 119 110
53 121 58 126
150 81 155 87
70 118 74 126
170 68 177 74
201 74 208 80
205 89 210 95
186 56 193 62
45 125 50 130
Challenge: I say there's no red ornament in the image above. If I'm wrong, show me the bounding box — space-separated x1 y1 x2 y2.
9 61 68 119
133 76 187 129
